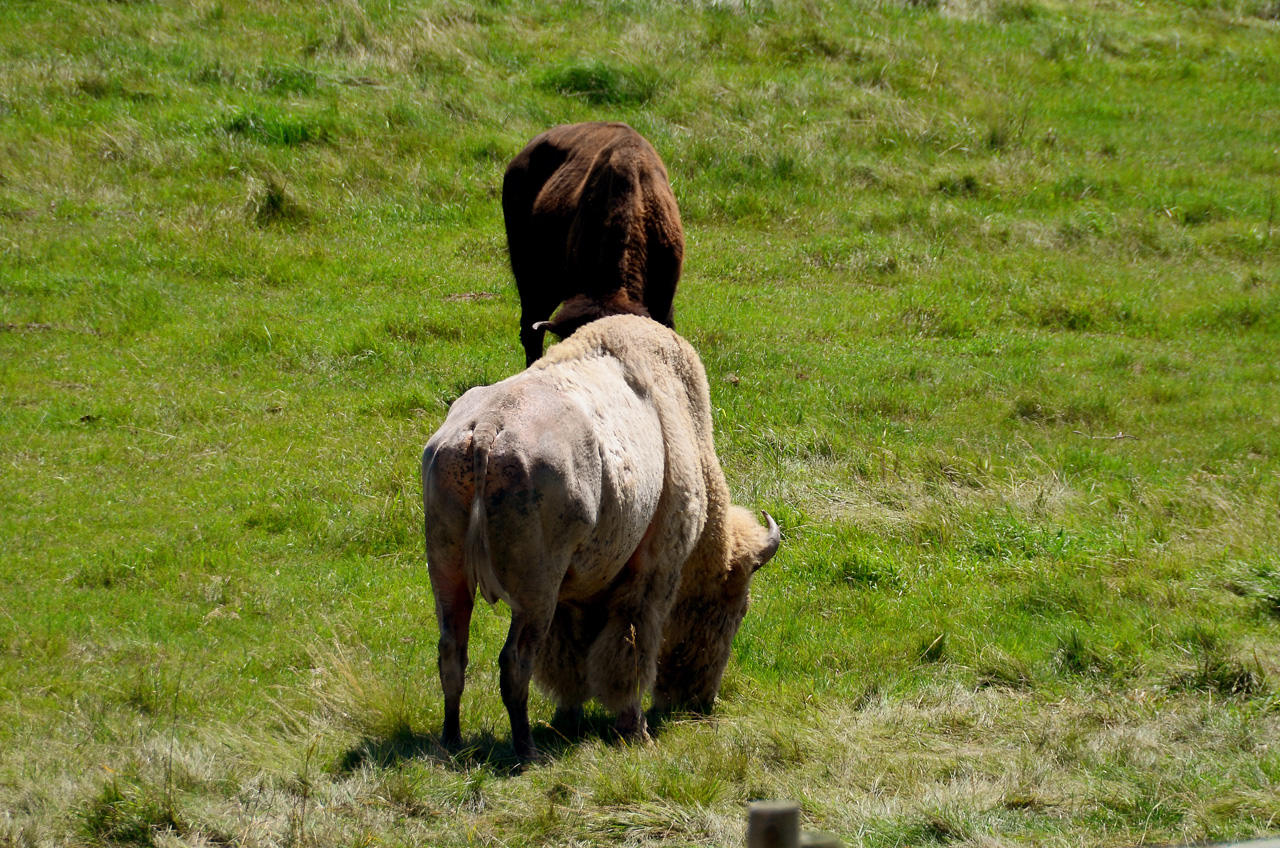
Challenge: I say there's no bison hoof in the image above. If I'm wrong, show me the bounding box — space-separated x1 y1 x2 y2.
614 708 650 743
551 706 584 735
442 719 462 749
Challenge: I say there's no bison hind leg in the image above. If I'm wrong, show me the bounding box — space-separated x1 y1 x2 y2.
499 605 558 762
429 557 475 748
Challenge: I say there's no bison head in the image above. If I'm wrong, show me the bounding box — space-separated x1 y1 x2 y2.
652 508 781 713
533 292 653 342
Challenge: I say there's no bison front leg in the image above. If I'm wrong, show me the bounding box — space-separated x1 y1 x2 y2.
517 280 560 367
519 321 549 369
587 553 684 744
535 605 596 734
587 614 657 743
499 606 554 761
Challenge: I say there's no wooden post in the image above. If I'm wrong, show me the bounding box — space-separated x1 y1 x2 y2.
747 801 800 848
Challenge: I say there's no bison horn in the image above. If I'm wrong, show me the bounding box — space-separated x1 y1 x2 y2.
758 511 781 570
531 321 552 331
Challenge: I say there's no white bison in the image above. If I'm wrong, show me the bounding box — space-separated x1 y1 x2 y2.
421 315 779 760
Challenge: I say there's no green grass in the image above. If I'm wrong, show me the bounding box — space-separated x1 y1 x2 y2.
2 0 1279 845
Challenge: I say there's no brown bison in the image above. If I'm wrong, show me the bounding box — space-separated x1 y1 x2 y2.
421 316 779 760
502 122 684 367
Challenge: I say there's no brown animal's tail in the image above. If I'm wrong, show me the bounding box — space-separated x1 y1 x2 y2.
464 421 508 606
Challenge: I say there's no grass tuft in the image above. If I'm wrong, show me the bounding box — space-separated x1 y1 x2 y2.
257 62 319 95
245 172 308 226
992 0 1040 22
934 173 983 197
1256 0 1280 19
1239 565 1280 618
893 810 971 845
1011 395 1113 427
1055 629 1114 678
977 645 1034 689
537 59 664 105
71 557 142 590
833 553 902 590
372 769 438 819
222 108 336 146
75 73 123 99
1171 632 1268 698
918 631 948 664
309 642 442 769
1036 302 1096 331
1198 297 1279 334
191 60 238 87
0 818 40 848
82 779 183 847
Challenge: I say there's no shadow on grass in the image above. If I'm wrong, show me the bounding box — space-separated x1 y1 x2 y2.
337 708 691 775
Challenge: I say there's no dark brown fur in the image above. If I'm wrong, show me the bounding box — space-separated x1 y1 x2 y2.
502 122 684 367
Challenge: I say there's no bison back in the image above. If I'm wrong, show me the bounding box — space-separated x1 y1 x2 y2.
503 122 683 326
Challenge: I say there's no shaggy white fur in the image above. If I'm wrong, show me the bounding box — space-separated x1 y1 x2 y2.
421 315 779 760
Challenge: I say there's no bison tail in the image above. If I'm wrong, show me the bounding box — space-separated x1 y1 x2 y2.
465 421 508 606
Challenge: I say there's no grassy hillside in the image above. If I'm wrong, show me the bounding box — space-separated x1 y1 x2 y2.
2 0 1279 845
